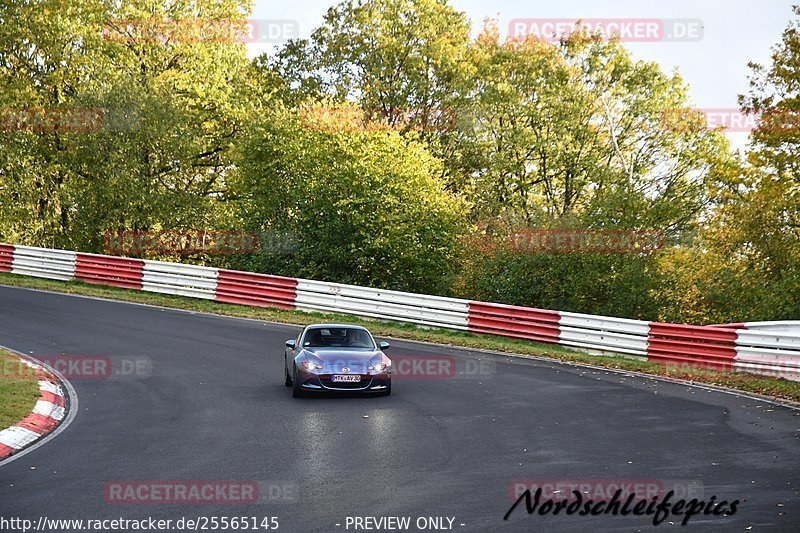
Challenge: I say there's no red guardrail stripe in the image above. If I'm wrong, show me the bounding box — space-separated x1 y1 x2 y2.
0 243 13 272
649 323 738 343
647 323 737 369
469 301 561 321
648 340 735 361
218 270 297 287
215 269 297 310
468 316 560 336
646 353 733 369
468 301 560 342
75 253 144 290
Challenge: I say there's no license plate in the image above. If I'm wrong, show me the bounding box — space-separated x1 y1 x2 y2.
332 375 362 383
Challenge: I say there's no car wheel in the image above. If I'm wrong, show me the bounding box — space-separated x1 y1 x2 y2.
284 357 292 386
382 381 392 396
283 354 292 387
291 365 304 398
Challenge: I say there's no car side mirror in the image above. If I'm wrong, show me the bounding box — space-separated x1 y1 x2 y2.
285 339 296 349
379 341 390 351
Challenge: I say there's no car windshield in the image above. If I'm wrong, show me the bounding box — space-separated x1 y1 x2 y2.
303 327 375 349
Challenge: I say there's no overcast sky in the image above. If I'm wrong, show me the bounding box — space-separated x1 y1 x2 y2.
251 0 796 145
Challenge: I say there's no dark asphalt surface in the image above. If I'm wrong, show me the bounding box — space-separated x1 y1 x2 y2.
0 284 799 532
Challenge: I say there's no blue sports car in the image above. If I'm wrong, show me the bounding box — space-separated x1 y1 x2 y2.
284 324 392 397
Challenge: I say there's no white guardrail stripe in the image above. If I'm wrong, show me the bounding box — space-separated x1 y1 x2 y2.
141 260 218 300
11 246 76 281
742 321 800 335
295 279 469 329
557 311 650 356
734 328 800 381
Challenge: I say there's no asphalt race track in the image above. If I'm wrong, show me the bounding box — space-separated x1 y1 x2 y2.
1 284 799 532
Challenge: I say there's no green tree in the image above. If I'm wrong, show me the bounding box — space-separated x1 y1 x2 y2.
454 22 728 232
266 0 472 135
731 3 800 281
454 246 663 318
449 22 733 318
232 103 465 293
657 6 800 323
0 0 255 251
0 0 107 246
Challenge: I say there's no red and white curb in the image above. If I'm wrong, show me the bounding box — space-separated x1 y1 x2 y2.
0 357 68 460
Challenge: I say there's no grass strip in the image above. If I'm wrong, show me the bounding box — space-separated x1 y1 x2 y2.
0 348 41 430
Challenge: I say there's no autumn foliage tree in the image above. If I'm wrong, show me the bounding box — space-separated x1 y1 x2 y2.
447 22 731 318
658 6 800 323
0 0 254 250
1 0 798 320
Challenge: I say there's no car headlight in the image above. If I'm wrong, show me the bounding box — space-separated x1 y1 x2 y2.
369 362 390 372
301 361 322 371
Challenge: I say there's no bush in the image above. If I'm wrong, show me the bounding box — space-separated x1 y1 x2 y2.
452 236 661 319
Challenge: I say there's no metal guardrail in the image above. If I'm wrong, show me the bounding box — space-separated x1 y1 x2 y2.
467 301 560 342
141 260 218 300
648 323 738 368
0 244 13 272
76 253 144 290
216 270 297 310
734 329 800 380
295 279 470 330
1 242 798 381
738 321 800 334
558 311 650 356
11 246 76 281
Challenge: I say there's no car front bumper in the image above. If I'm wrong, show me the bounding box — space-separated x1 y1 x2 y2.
298 372 391 393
